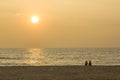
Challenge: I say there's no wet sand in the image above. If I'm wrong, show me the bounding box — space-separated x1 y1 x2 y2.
0 66 120 80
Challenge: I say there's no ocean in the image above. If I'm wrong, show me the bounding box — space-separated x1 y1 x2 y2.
0 48 120 66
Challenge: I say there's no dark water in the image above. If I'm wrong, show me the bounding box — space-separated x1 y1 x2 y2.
0 48 120 66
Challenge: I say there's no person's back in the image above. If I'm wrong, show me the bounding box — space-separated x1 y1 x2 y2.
89 60 92 66
85 61 88 66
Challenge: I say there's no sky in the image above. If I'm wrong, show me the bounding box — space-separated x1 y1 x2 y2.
0 0 120 48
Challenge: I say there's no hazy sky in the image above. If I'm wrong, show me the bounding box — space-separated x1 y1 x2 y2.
0 0 120 48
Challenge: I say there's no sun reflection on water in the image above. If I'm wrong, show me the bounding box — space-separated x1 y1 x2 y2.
24 48 45 66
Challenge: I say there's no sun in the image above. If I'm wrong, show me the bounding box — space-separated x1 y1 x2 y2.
31 16 39 23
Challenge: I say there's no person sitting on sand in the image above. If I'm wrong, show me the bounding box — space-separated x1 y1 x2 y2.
85 61 88 66
89 60 92 66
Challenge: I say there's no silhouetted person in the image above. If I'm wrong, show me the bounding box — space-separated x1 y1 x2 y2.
89 60 92 66
85 61 88 66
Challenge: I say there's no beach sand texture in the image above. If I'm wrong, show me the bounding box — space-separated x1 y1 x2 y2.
0 66 120 80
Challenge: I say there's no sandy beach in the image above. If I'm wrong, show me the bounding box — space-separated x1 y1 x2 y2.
0 66 120 80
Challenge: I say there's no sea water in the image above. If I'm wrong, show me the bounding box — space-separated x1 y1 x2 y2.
0 48 120 66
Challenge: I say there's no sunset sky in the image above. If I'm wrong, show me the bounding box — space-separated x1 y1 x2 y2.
0 0 120 48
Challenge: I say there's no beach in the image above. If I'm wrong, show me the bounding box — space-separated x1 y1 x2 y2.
0 66 119 80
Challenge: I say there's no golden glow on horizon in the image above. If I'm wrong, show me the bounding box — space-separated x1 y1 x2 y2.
0 0 120 48
31 16 39 23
